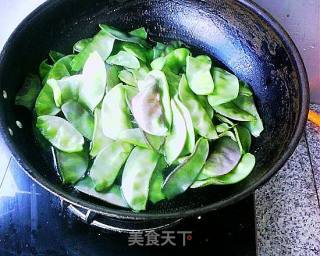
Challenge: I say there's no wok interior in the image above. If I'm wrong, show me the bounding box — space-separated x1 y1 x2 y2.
0 0 303 217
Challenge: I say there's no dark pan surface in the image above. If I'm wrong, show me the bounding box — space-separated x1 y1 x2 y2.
0 0 309 220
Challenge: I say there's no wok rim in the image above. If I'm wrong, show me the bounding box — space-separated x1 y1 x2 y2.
0 0 310 220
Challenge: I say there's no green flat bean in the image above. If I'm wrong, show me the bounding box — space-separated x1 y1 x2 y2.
61 100 94 140
235 125 251 153
118 69 136 86
122 42 148 62
162 138 209 199
122 147 160 211
191 153 255 187
234 94 264 137
71 29 115 72
164 99 187 164
79 52 107 111
73 38 93 53
149 157 167 204
186 55 214 95
129 27 148 39
178 75 218 139
39 59 52 82
58 74 83 103
101 84 132 139
36 55 74 115
36 115 84 153
90 141 133 191
197 137 241 180
118 128 150 148
175 97 195 156
15 74 41 110
132 81 167 136
212 101 256 122
75 176 129 208
56 149 88 185
208 67 239 106
99 24 150 48
90 109 114 157
107 50 140 69
49 50 65 63
239 81 253 97
106 64 122 91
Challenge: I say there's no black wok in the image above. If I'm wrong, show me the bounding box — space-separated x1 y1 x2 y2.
0 0 309 221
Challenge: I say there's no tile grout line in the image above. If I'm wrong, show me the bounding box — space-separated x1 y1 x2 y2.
253 194 259 256
304 132 320 209
0 156 12 189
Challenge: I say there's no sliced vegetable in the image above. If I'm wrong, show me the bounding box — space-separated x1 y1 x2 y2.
73 38 93 53
90 109 114 157
56 149 88 185
79 52 107 111
149 157 167 204
15 74 41 110
132 82 166 135
71 29 115 71
164 99 187 164
107 50 140 69
162 48 190 74
191 153 255 187
58 74 83 103
106 64 122 91
36 116 84 153
197 95 214 119
121 147 160 211
122 42 147 62
39 59 52 81
178 75 218 139
208 67 239 106
144 133 165 152
100 24 150 48
216 123 232 134
61 101 94 140
197 137 241 180
35 56 73 116
101 84 132 139
165 70 181 97
118 69 136 86
212 101 256 122
49 50 65 63
129 27 148 39
90 141 132 191
75 177 129 208
47 79 62 107
234 94 264 137
149 70 173 129
186 55 214 95
162 138 209 199
235 125 251 153
239 81 253 97
118 128 150 148
175 97 195 155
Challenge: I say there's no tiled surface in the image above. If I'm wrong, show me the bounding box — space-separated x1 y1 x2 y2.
255 135 320 255
306 104 320 200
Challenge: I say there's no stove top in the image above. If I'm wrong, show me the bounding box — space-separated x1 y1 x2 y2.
0 157 256 255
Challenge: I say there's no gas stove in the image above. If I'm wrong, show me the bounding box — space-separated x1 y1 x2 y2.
0 156 256 255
